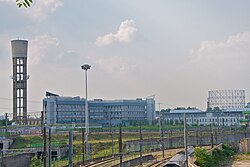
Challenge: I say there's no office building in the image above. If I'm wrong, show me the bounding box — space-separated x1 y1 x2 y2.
43 92 155 126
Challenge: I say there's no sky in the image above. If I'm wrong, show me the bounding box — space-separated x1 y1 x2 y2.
0 0 250 114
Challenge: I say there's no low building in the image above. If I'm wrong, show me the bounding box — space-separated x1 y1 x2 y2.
0 115 5 120
170 109 203 114
43 93 155 126
163 109 243 126
240 111 250 127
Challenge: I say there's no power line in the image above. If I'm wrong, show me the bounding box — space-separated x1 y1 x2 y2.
0 97 42 104
0 107 41 113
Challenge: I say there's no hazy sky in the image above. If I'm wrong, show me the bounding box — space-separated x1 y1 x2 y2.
1 0 250 114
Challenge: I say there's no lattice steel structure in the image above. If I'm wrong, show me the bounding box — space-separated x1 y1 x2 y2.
11 40 29 124
207 90 245 110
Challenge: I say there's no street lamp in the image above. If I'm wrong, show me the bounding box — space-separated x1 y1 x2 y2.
81 64 91 160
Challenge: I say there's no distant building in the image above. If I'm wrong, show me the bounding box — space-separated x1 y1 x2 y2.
207 90 245 110
170 109 203 114
162 107 250 127
247 102 250 108
163 110 243 126
0 115 5 120
43 93 155 126
240 111 250 127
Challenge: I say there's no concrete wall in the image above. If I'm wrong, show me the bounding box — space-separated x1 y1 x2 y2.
125 131 250 152
0 139 13 149
2 153 34 167
239 138 250 153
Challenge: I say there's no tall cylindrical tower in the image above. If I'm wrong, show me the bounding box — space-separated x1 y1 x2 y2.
11 40 28 124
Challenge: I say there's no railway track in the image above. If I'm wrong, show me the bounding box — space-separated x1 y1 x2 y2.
148 158 169 167
84 157 116 167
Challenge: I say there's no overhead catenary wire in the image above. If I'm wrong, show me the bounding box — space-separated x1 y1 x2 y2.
0 107 41 113
0 97 42 104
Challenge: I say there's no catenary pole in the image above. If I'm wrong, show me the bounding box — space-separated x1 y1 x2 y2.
184 113 188 167
69 130 73 167
140 120 143 165
43 126 47 167
119 124 123 167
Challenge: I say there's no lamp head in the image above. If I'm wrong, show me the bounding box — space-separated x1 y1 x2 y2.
81 64 91 70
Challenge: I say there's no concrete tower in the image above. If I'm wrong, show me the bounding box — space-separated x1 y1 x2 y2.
11 40 29 124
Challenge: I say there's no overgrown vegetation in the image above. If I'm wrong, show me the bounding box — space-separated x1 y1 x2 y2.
194 144 236 167
0 119 12 126
29 156 43 167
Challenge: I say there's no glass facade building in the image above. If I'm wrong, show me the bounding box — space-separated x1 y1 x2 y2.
43 94 155 126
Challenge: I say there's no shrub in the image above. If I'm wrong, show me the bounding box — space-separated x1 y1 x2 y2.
194 147 214 167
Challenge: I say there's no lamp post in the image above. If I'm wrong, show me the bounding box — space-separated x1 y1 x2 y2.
81 64 91 160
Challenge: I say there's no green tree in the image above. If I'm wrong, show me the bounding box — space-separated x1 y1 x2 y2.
0 119 12 126
160 108 171 113
194 147 214 167
213 107 221 111
195 144 236 167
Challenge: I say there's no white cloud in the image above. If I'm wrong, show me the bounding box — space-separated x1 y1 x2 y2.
29 34 60 65
25 0 63 21
95 56 132 73
95 19 137 46
191 32 250 63
29 35 85 68
189 32 250 88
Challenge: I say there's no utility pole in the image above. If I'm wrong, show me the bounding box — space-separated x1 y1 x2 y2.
81 64 91 160
109 111 112 133
161 120 165 158
41 111 44 134
139 121 143 165
119 124 123 167
158 103 165 158
48 128 51 167
195 128 198 146
244 126 247 138
169 130 173 148
184 113 188 167
5 113 7 133
0 140 3 167
210 124 214 148
69 130 73 167
214 130 218 144
43 126 47 167
1 149 3 167
158 103 161 134
112 126 114 157
199 126 202 148
82 128 85 164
